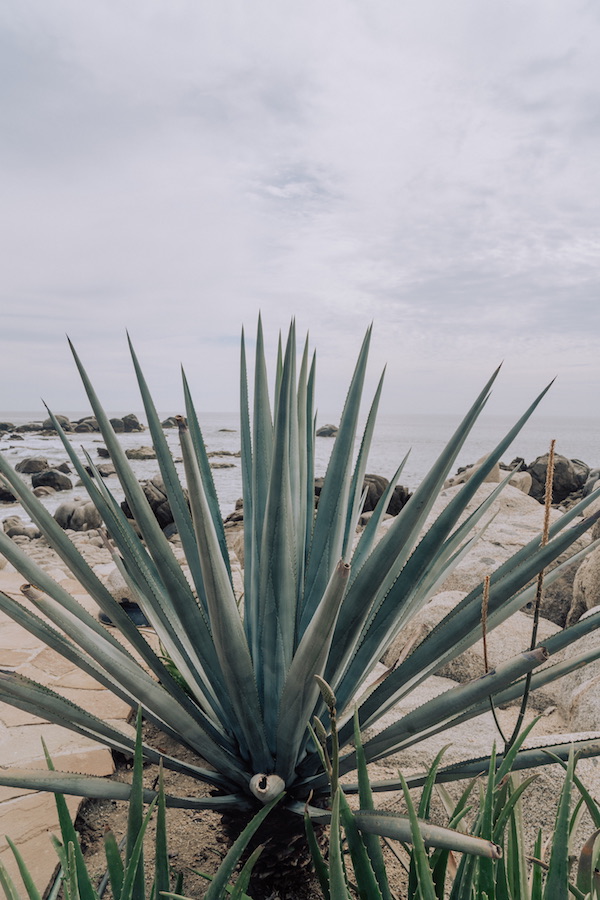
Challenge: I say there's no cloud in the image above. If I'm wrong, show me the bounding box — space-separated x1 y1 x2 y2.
1 1 599 417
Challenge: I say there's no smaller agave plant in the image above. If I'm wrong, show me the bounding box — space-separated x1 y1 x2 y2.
0 318 600 855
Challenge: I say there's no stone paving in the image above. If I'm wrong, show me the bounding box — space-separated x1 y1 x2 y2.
0 566 135 895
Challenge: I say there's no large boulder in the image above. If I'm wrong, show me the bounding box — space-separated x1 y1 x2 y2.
41 414 72 431
527 453 588 504
121 475 176 530
569 547 600 626
54 498 103 531
376 483 591 627
0 477 17 502
0 422 15 432
110 417 125 433
31 469 73 492
316 424 338 437
15 456 49 474
2 515 40 539
382 590 562 710
122 413 144 433
125 446 156 460
362 474 411 516
444 455 502 488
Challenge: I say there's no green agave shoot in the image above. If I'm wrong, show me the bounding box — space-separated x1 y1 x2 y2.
1 319 600 829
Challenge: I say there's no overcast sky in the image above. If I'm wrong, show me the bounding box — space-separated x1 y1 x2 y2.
1 1 599 420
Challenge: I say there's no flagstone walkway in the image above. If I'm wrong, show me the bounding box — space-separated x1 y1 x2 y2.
0 566 134 895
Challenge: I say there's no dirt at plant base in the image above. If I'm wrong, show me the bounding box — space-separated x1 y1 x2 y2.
71 722 408 900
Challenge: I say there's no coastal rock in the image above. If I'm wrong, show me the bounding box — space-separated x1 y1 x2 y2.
0 478 17 502
316 424 338 437
0 422 15 432
15 422 43 432
97 447 110 458
444 455 502 488
508 471 532 494
569 546 600 626
54 498 103 532
2 515 40 540
41 415 72 432
567 674 600 733
161 417 179 428
554 606 600 708
527 453 587 504
120 475 176 530
122 414 144 433
362 474 411 515
31 469 73 492
32 486 55 497
125 446 156 461
583 468 600 496
15 457 49 474
110 418 125 433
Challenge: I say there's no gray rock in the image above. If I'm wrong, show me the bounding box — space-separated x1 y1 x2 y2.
570 549 600 625
2 515 40 539
316 424 338 437
41 414 72 431
567 674 600 732
31 469 73 492
110 418 125 433
527 453 586 504
125 446 156 460
161 417 179 428
15 456 49 474
122 413 144 432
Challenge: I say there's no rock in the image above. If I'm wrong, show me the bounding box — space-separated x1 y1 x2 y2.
161 417 179 428
41 414 72 431
125 447 156 460
381 590 562 710
0 422 15 432
110 418 124 433
54 498 103 532
31 469 73 492
122 414 144 433
509 471 532 494
554 606 600 712
7 433 24 440
210 462 234 469
361 474 411 516
56 462 71 474
569 546 600 626
444 455 502 488
527 453 587 504
120 475 177 530
2 515 41 540
74 416 98 432
567 674 600 732
583 468 600 497
0 478 16 502
32 485 55 497
316 424 338 437
97 447 110 458
15 457 49 475
15 422 43 432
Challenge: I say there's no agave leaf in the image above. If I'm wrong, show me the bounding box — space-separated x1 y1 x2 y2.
342 648 547 771
543 747 575 900
276 561 350 784
3 838 42 900
350 454 410 576
304 810 331 900
353 711 392 900
338 789 384 900
0 768 251 811
65 343 204 621
179 418 271 773
328 789 350 900
351 508 600 738
153 765 170 900
576 828 600 896
182 367 231 577
0 862 23 900
399 773 437 900
127 336 210 608
43 411 225 690
342 368 386 561
323 365 502 701
103 830 124 900
354 809 502 859
239 326 257 656
256 326 299 738
301 326 372 632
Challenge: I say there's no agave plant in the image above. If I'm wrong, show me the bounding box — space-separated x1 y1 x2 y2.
1 319 600 845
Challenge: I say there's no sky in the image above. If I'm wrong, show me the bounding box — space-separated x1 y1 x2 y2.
1 0 599 420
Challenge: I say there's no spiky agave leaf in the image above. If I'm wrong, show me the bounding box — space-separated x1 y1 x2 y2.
0 317 599 857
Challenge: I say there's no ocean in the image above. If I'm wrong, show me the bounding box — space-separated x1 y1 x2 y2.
0 409 598 525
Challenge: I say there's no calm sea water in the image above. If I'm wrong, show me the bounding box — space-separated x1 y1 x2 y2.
0 409 597 524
